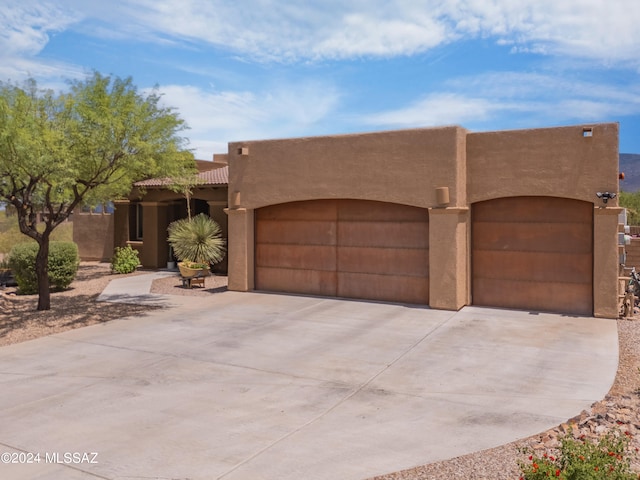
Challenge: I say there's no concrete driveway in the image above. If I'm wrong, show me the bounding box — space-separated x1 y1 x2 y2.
0 287 618 480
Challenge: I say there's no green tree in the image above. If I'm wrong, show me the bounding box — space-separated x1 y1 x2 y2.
619 191 640 225
168 172 204 221
0 73 194 310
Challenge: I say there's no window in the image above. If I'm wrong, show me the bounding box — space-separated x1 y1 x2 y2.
135 203 143 240
129 203 143 241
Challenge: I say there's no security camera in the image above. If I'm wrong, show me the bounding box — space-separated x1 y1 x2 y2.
596 192 617 203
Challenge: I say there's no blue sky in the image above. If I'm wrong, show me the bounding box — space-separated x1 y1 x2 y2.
2 0 640 159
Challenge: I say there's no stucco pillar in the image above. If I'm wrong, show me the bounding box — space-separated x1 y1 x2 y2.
428 207 470 310
208 200 229 274
593 206 623 318
140 202 168 269
226 207 255 291
113 200 130 249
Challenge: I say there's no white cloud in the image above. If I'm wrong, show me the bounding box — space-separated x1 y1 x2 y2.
0 1 85 84
364 71 640 129
442 0 640 63
0 56 86 86
105 0 456 61
154 82 342 158
4 0 640 68
363 93 495 127
0 1 81 55
56 0 640 64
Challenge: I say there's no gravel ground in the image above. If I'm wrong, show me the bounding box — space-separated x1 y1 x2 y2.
0 263 229 347
1 264 639 479
0 263 158 346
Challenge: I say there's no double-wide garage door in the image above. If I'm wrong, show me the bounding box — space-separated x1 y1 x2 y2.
472 196 593 315
255 199 430 304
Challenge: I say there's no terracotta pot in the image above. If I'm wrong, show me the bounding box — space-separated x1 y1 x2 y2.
178 262 211 278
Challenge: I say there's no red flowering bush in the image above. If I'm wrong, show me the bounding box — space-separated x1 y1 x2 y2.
519 429 637 480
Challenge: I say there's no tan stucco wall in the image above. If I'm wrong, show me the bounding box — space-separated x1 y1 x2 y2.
74 213 114 261
467 123 619 205
594 207 623 318
227 123 621 317
229 126 468 209
428 207 469 310
113 200 130 251
226 207 254 291
227 123 620 318
625 238 640 270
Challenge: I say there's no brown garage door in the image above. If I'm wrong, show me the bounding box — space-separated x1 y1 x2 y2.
255 199 429 304
472 196 593 315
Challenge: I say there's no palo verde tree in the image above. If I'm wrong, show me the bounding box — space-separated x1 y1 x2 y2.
0 73 194 310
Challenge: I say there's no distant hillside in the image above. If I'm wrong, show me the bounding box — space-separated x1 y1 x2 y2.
620 154 640 193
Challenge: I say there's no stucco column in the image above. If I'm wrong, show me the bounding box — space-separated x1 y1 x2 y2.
113 200 130 249
593 206 623 318
428 207 469 310
208 200 229 274
225 207 255 291
140 202 168 269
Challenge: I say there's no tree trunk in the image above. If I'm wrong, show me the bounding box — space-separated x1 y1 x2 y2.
35 236 51 311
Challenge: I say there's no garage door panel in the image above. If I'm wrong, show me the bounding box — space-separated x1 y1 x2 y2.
473 222 592 254
473 278 592 316
472 196 593 315
338 246 429 277
258 200 338 221
338 200 430 222
255 267 337 297
338 272 429 304
256 199 430 305
256 244 336 271
473 250 592 284
339 222 429 249
474 196 593 223
257 220 337 246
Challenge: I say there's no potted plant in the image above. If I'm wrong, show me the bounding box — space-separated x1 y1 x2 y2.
167 213 226 279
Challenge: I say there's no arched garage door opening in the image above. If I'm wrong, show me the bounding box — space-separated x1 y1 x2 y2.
255 199 430 305
472 196 593 315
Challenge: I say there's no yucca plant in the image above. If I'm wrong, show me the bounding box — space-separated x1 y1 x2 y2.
167 213 226 266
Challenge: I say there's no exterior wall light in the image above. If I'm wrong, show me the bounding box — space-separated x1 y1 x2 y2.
596 192 616 204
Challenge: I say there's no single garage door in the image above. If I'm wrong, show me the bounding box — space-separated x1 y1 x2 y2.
255 199 429 304
472 196 593 315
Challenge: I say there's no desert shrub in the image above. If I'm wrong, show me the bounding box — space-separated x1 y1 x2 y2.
519 429 637 480
48 242 80 290
167 213 225 265
8 241 79 294
110 245 140 274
